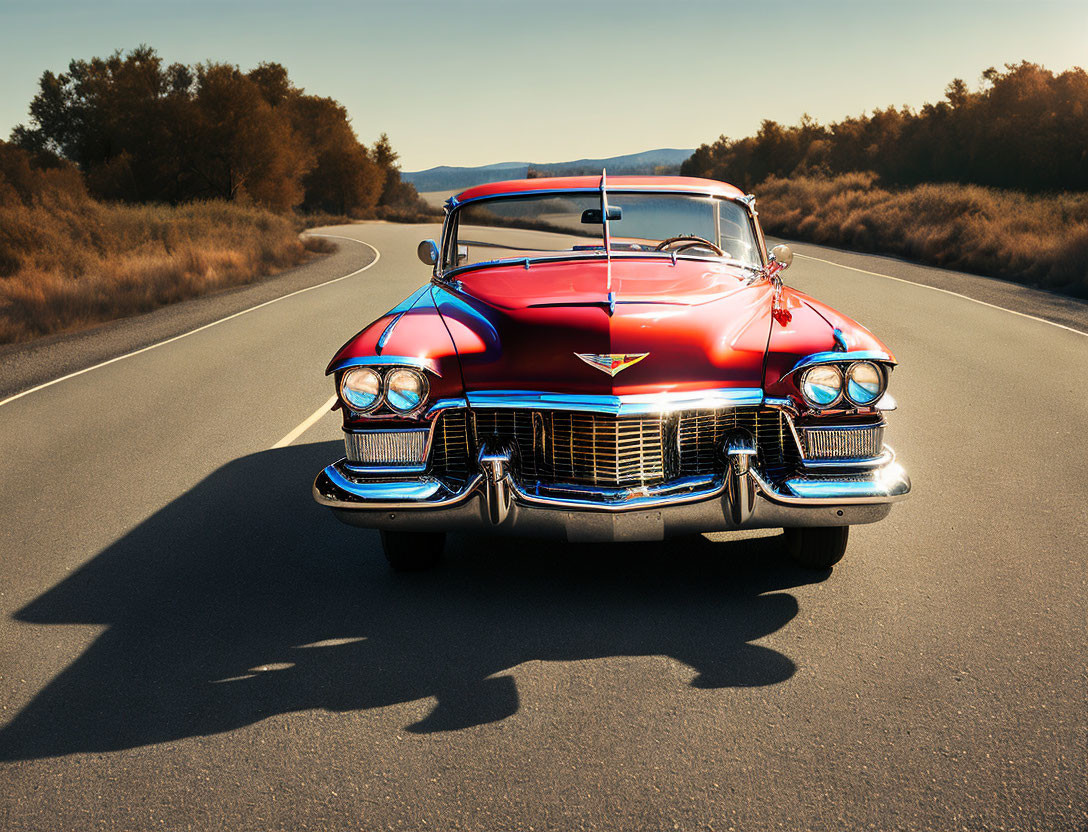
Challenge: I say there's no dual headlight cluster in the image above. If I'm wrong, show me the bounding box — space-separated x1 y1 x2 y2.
800 361 886 409
339 366 428 414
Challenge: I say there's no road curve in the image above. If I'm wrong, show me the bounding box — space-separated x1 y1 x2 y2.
0 222 1084 831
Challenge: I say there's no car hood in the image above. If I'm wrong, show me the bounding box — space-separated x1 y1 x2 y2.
433 258 776 396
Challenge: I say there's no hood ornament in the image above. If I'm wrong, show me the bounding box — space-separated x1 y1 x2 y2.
575 352 649 376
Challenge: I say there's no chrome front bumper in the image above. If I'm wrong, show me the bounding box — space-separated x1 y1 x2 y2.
313 445 911 543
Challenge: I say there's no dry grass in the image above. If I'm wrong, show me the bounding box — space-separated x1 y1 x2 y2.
758 173 1088 297
0 193 327 344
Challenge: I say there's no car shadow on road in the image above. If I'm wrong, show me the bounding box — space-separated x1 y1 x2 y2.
0 441 827 760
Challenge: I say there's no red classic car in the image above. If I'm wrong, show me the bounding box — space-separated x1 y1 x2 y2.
314 174 910 570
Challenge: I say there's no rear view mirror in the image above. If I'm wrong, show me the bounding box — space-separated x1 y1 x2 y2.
769 244 793 272
580 206 622 224
417 239 438 266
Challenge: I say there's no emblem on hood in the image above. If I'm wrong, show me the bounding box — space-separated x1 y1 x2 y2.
574 353 649 376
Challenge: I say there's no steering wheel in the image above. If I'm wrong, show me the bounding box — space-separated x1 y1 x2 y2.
654 235 725 256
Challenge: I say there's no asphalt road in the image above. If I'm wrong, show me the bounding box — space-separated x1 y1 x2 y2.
1 222 1085 831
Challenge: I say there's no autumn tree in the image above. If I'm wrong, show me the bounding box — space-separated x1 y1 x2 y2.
682 62 1088 193
370 132 429 211
10 47 428 215
288 94 383 215
184 63 310 209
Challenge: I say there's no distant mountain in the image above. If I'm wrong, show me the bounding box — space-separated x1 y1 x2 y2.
403 149 693 193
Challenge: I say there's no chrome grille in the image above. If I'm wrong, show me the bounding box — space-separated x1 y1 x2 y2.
677 408 799 476
472 410 665 487
344 429 427 466
546 412 664 486
803 424 884 459
429 406 802 488
430 410 472 478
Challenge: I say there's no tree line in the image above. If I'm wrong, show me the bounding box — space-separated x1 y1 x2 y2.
681 62 1088 194
10 46 427 215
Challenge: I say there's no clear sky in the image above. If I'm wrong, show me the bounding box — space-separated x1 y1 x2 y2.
1 0 1085 171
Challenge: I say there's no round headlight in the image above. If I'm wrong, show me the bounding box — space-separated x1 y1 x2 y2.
845 361 884 405
385 368 427 413
801 365 843 408
340 367 381 411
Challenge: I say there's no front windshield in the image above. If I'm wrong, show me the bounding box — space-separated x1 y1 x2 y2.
444 191 762 271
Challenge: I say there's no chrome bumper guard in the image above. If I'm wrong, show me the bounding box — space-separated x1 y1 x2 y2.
313 440 910 542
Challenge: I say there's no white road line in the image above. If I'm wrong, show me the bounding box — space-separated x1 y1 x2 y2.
272 394 338 448
795 252 1088 337
0 234 380 410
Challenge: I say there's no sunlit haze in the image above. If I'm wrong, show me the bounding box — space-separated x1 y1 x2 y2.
2 0 1085 170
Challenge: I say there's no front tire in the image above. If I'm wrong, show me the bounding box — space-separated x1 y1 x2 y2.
380 530 445 572
784 526 849 569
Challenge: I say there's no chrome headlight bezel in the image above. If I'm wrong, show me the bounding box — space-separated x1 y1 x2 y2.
800 364 844 409
384 367 429 414
844 360 886 406
337 363 432 417
339 367 383 413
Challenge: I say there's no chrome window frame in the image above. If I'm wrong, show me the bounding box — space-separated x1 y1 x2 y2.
435 187 768 281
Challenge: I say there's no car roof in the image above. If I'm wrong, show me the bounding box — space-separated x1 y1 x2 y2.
450 175 747 206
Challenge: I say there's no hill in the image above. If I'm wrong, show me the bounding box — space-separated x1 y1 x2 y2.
403 149 693 192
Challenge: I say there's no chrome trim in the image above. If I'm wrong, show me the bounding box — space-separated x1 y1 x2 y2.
874 392 897 412
763 396 798 413
316 456 910 514
724 431 757 525
437 188 765 281
344 463 428 475
799 364 845 410
801 446 895 471
842 360 887 407
315 462 484 508
791 350 895 374
328 355 442 377
384 367 430 414
465 388 764 416
512 474 726 510
755 462 911 505
478 441 515 524
424 397 469 418
338 366 383 415
832 328 849 352
448 187 756 210
375 312 405 355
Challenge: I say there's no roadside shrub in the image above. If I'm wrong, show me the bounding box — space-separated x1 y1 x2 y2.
0 142 318 343
757 174 1088 296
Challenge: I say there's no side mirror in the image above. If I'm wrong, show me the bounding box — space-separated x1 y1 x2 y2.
457 244 468 266
417 239 439 266
769 244 793 272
